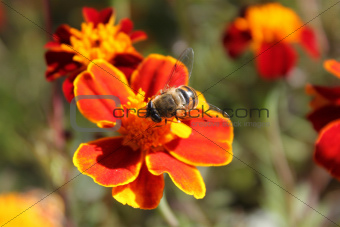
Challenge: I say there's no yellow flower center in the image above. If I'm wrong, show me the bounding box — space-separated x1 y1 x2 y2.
235 3 303 50
119 90 175 151
61 17 137 66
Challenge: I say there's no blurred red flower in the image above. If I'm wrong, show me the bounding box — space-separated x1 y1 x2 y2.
307 59 340 179
72 56 234 209
44 7 147 101
223 3 319 79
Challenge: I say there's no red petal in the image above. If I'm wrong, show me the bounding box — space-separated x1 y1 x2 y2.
165 115 233 166
256 42 297 79
119 18 133 34
222 23 251 58
324 59 340 79
62 74 77 102
112 164 164 209
52 24 72 45
74 60 135 124
146 150 205 199
308 85 340 104
45 41 61 49
314 119 340 179
130 31 148 42
45 51 81 81
112 53 143 80
118 18 147 42
307 105 340 132
130 54 188 99
73 137 143 187
82 7 113 27
300 26 319 59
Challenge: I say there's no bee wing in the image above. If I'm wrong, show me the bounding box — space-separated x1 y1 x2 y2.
206 103 230 119
175 102 230 121
162 48 194 92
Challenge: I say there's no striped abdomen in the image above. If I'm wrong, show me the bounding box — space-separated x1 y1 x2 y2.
176 85 198 110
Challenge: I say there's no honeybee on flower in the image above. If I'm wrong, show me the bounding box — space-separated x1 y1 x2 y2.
146 48 229 124
73 50 234 209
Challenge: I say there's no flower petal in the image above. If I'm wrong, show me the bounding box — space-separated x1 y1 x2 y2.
112 164 164 209
306 84 340 110
112 53 143 80
165 112 233 166
314 119 340 179
300 26 319 59
74 59 134 124
324 59 340 79
82 7 113 27
171 122 192 139
62 73 77 102
52 24 72 45
130 31 148 43
45 51 81 81
73 137 143 187
307 105 340 132
118 18 133 34
45 25 72 48
256 42 296 79
222 22 251 58
118 18 147 42
146 150 205 199
130 54 188 99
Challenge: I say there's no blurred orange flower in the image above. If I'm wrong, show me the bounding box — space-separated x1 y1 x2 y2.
0 191 64 227
72 56 234 209
307 59 340 179
45 7 147 101
223 3 319 79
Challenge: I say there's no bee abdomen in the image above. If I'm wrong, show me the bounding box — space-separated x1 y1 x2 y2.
177 85 198 110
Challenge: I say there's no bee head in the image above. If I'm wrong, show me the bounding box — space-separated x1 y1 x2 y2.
146 101 162 123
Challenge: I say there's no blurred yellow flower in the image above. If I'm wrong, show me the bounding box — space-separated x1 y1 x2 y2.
0 191 64 227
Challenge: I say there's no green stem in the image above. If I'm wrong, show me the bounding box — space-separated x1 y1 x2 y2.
266 84 295 191
158 195 179 227
265 83 295 225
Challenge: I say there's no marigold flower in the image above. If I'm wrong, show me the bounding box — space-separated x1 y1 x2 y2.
45 7 147 101
0 191 64 227
72 56 234 209
223 3 319 79
307 59 340 179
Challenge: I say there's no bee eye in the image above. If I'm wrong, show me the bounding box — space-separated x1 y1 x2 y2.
147 101 154 109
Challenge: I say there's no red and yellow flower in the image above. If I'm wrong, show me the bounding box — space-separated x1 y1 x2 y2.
223 3 319 79
0 191 64 227
73 55 234 209
45 7 147 101
307 60 340 179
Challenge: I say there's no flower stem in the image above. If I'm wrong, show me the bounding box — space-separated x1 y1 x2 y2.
266 84 295 191
158 195 179 227
43 0 52 38
265 83 295 225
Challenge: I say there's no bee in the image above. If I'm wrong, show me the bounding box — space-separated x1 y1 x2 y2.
146 48 228 123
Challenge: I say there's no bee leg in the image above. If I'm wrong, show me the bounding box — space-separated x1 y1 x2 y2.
175 116 181 123
152 119 168 128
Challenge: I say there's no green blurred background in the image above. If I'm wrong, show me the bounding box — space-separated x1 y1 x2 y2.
1 0 340 226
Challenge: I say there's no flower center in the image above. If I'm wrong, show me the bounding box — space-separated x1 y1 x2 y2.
235 3 303 49
61 17 136 66
119 90 174 151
